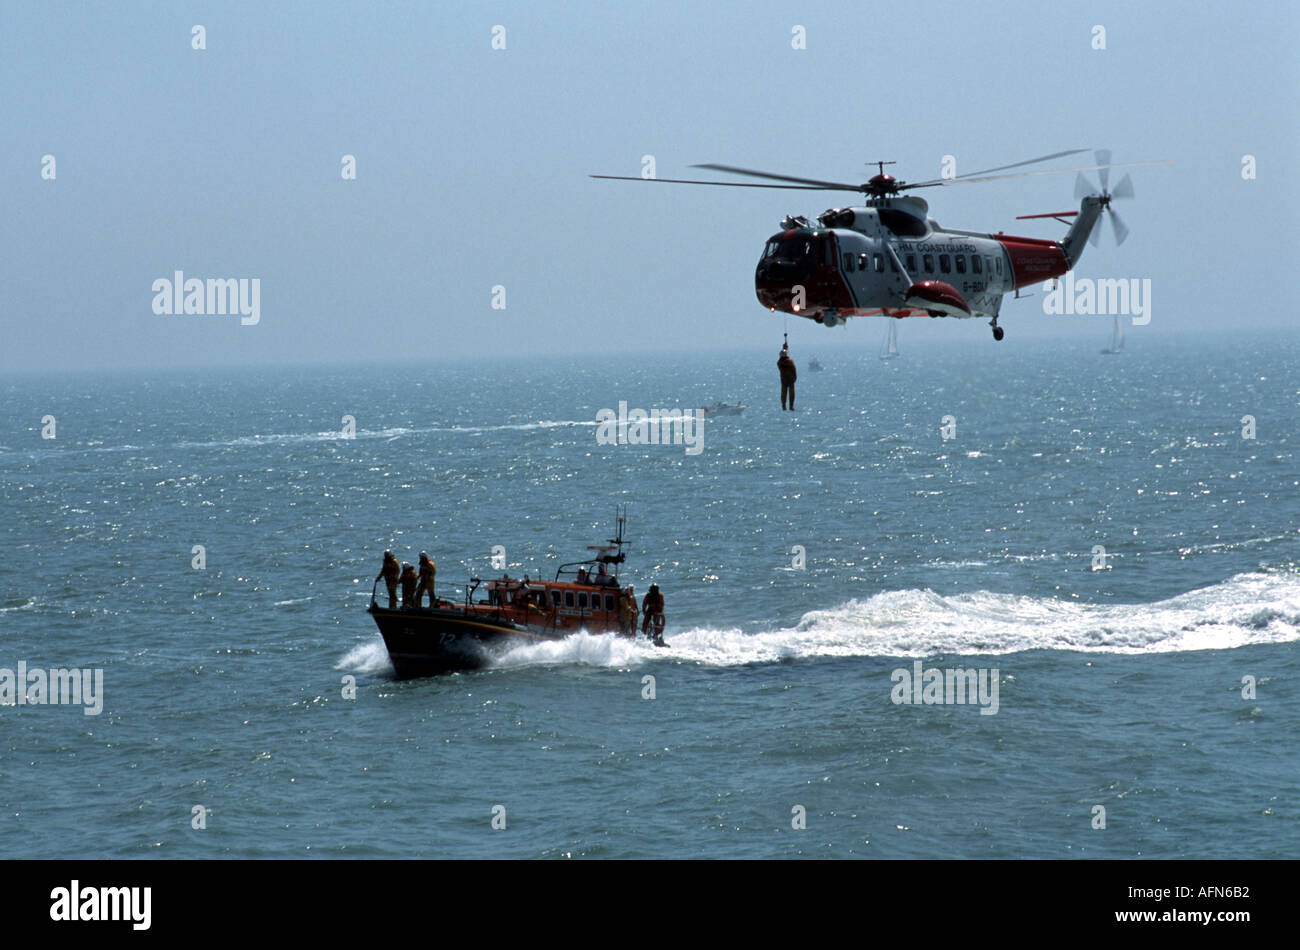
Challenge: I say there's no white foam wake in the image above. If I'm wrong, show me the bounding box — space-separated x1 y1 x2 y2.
661 570 1300 664
337 571 1300 675
336 639 394 675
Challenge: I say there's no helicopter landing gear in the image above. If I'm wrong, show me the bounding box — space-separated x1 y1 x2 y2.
990 317 1004 342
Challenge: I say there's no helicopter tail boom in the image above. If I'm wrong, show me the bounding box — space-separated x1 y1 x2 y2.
1061 195 1105 269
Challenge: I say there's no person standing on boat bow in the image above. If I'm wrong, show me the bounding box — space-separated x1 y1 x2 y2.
778 344 797 411
641 584 665 645
415 552 437 607
376 551 401 609
399 561 417 608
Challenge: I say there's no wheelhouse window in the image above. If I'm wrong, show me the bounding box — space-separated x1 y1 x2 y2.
577 592 588 609
923 254 934 274
605 594 616 611
551 590 561 606
955 255 966 274
939 254 951 274
564 590 575 608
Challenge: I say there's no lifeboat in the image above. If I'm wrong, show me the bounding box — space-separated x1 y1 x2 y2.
366 511 664 677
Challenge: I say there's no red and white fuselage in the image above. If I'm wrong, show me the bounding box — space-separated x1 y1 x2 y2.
755 193 1104 326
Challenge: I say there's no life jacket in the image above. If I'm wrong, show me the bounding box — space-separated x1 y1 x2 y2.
382 557 401 580
418 559 436 580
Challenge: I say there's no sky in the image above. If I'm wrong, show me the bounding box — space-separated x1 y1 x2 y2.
1 0 1297 373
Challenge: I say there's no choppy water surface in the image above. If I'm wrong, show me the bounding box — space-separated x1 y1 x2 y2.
1 333 1297 857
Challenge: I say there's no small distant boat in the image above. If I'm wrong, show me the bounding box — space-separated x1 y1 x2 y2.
701 402 744 416
1101 314 1124 354
879 321 901 360
808 357 823 372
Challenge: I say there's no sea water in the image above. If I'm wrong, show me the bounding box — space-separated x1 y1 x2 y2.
1 330 1296 858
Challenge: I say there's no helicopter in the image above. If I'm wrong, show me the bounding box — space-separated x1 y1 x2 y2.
592 149 1169 341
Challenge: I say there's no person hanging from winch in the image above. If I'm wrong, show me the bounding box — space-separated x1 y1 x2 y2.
376 550 401 608
778 338 797 411
640 583 665 645
415 551 437 607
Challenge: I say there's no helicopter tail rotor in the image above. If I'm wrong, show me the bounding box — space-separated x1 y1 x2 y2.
1074 150 1134 247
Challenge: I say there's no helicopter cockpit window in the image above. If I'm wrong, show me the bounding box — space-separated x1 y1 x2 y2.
923 254 934 274
939 254 951 274
955 255 967 274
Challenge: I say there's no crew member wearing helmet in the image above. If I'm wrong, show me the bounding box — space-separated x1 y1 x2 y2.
778 344 797 410
415 552 437 608
399 561 417 608
619 585 638 637
641 583 665 645
376 551 401 608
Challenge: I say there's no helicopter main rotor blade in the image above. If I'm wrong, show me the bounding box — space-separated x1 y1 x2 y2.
692 163 864 191
590 174 828 190
905 148 1090 189
904 159 1173 190
1095 149 1112 194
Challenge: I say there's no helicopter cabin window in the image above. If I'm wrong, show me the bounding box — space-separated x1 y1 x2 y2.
564 590 575 608
843 253 854 272
859 253 869 271
874 253 884 273
906 254 917 273
577 592 588 609
955 255 967 275
972 256 982 274
923 254 934 274
939 254 951 274
996 257 1002 275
